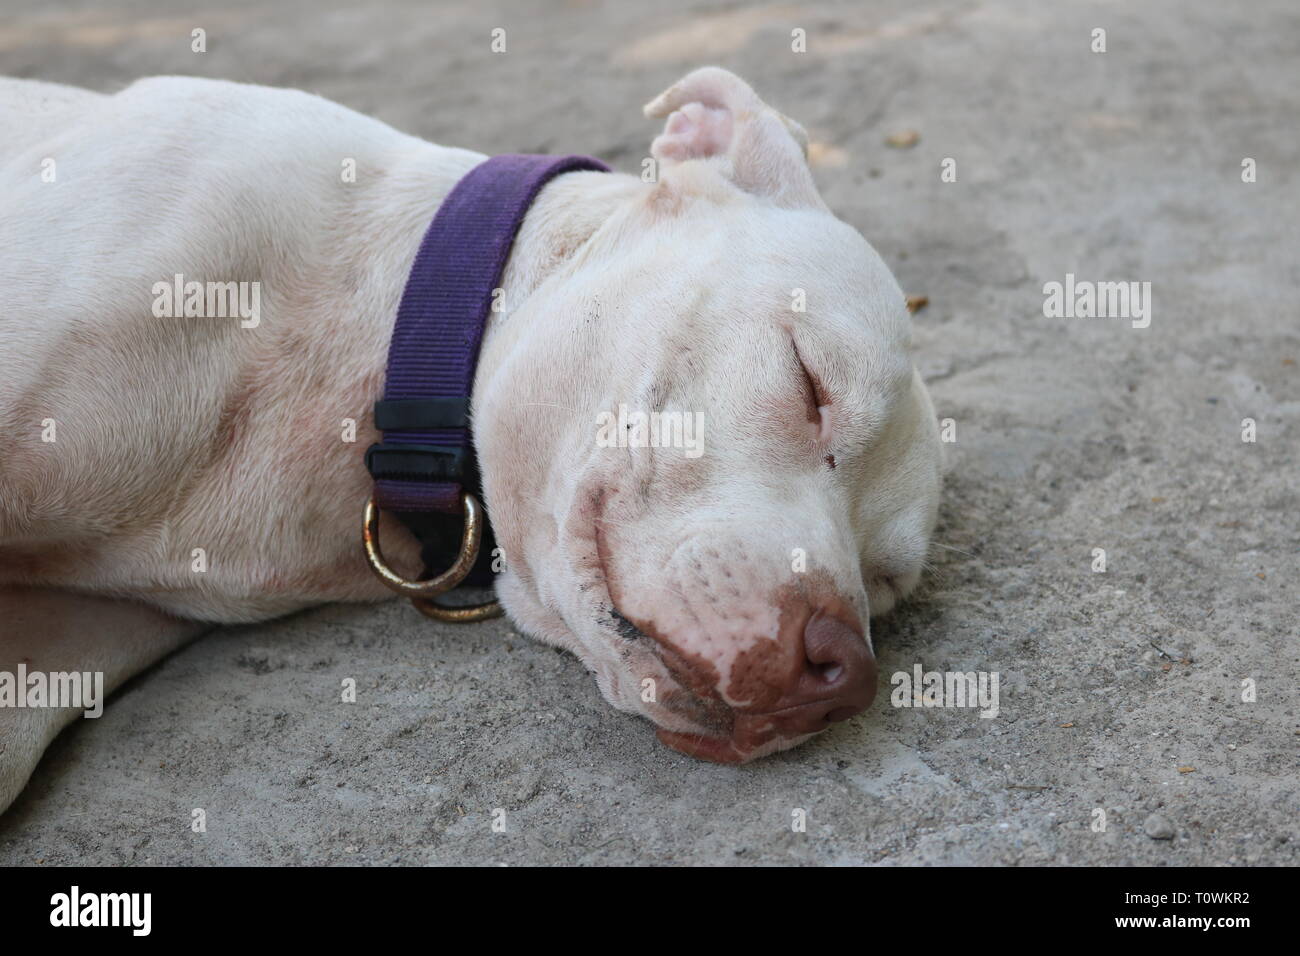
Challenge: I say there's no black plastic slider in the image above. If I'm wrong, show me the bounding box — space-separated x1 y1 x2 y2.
365 443 469 483
373 397 471 431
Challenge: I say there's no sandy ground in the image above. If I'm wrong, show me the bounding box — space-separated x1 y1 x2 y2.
1 0 1296 865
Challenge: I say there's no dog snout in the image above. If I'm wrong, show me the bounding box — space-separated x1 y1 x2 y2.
646 591 877 761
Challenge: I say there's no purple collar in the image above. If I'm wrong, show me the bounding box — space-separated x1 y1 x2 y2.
366 153 610 586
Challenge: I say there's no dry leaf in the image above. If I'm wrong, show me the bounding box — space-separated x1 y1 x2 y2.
807 141 849 168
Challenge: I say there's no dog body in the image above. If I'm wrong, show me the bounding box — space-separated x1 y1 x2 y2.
0 69 941 810
0 76 490 619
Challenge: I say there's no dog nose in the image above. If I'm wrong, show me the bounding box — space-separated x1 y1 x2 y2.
649 595 879 763
634 588 879 755
782 610 878 730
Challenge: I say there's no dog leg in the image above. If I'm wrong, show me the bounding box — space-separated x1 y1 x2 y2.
0 587 206 816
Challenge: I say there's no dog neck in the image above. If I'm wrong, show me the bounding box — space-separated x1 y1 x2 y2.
326 155 644 601
494 168 642 329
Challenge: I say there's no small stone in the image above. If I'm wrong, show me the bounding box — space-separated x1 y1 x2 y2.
1144 813 1176 839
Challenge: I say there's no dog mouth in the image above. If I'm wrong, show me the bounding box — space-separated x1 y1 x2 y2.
607 605 829 764
608 608 732 719
588 493 826 764
605 605 744 745
656 727 745 763
657 720 818 764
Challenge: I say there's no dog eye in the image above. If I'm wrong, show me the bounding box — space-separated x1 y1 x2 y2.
791 341 828 425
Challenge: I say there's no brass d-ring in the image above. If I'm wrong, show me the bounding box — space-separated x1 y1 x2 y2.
412 593 503 623
362 492 502 621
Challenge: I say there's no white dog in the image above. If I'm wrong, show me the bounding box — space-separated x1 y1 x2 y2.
0 67 941 812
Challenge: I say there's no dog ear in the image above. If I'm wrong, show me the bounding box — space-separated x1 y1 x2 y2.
644 66 824 210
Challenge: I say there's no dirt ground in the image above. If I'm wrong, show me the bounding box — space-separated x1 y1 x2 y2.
0 0 1296 865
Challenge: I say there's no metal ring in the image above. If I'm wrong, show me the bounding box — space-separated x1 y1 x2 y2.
411 594 504 623
362 492 501 621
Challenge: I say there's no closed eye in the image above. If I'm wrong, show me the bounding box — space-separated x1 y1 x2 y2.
792 339 832 442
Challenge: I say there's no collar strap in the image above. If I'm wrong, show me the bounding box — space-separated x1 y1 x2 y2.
367 153 610 582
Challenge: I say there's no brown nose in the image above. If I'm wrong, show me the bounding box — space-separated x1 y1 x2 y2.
774 610 878 733
704 601 877 732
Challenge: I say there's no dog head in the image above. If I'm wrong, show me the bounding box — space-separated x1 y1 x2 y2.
476 67 942 762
